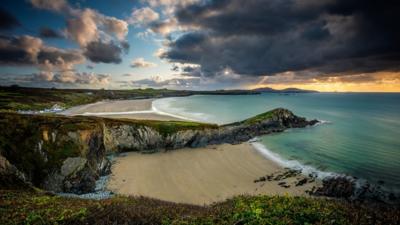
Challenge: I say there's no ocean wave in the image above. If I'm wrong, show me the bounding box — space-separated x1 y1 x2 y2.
313 120 332 126
250 141 339 179
151 104 200 121
152 98 213 123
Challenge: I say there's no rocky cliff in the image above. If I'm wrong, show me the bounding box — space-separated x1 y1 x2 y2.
0 108 317 194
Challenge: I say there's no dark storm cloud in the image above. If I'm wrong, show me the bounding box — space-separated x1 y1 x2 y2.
37 47 84 66
39 27 64 38
0 35 42 65
162 0 400 77
0 35 84 67
0 7 20 30
84 41 123 64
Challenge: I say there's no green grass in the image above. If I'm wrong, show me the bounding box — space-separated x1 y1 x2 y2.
0 190 398 225
225 108 290 126
242 110 276 125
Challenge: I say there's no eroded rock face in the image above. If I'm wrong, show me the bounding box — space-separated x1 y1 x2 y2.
104 125 163 152
100 109 317 152
0 155 30 189
61 157 87 177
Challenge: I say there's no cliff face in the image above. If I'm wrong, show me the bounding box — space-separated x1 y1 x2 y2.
0 108 317 194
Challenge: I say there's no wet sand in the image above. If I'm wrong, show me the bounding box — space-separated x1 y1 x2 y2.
107 143 319 205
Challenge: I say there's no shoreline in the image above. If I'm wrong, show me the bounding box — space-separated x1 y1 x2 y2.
58 99 399 204
60 98 189 121
107 142 320 205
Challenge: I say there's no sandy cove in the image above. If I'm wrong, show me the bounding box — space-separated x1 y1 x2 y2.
107 142 319 205
62 99 320 205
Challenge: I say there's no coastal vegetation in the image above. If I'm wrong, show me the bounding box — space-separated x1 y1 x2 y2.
1 189 398 225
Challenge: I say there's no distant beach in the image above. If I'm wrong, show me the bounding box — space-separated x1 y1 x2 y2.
61 99 187 121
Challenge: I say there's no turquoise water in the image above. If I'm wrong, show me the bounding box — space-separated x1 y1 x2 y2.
153 93 400 191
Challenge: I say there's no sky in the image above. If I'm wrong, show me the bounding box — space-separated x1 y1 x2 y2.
0 0 399 92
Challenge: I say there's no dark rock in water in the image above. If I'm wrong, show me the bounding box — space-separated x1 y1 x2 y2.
311 177 355 199
309 119 319 125
388 193 396 201
273 169 301 181
296 178 308 186
377 180 385 185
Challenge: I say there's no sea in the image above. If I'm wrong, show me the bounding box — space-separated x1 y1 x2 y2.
153 93 400 193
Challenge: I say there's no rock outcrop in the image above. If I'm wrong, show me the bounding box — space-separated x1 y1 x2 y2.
0 108 317 194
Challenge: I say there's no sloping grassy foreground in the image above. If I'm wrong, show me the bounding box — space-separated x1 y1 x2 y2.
0 190 398 225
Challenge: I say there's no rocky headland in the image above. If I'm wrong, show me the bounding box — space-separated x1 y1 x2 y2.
0 108 317 194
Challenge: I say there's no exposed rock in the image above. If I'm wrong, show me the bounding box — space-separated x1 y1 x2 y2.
311 177 355 199
43 171 64 192
61 157 87 177
254 176 266 183
64 166 97 194
296 178 308 186
278 182 290 188
0 155 31 189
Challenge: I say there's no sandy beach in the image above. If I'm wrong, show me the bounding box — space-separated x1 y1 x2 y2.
107 142 319 205
61 99 185 121
63 99 320 205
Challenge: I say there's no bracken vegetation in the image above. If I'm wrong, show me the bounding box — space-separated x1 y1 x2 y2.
0 189 399 225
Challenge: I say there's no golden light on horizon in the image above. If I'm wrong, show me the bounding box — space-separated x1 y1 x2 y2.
249 72 400 92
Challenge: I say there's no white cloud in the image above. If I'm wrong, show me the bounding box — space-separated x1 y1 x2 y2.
66 9 98 47
130 58 157 68
128 7 159 26
31 0 129 49
102 16 129 41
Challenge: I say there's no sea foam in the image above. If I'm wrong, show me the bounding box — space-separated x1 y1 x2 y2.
250 140 338 179
152 98 213 123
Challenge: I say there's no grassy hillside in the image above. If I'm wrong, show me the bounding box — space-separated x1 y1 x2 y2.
1 189 398 225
